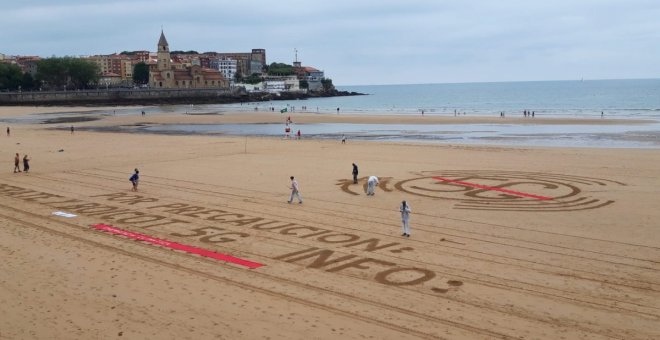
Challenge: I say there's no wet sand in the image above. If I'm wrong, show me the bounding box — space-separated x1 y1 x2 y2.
1 105 652 126
1 106 659 339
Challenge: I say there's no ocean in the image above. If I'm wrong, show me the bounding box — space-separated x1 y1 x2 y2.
6 79 660 148
151 79 658 148
223 78 660 118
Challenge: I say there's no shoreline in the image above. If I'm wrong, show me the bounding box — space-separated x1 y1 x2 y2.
1 106 655 125
3 106 659 149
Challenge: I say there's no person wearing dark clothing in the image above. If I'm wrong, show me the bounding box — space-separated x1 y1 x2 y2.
130 169 140 191
352 163 359 184
22 155 30 173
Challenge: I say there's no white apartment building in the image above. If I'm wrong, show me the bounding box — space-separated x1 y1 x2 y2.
211 57 237 82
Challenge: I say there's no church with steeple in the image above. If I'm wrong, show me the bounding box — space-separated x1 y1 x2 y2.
149 30 227 89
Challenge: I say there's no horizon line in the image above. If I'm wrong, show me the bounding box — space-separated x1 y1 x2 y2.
337 77 660 87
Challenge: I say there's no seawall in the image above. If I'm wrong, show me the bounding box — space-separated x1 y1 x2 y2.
0 88 363 106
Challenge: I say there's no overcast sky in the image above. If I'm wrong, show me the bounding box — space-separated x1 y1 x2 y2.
2 0 659 85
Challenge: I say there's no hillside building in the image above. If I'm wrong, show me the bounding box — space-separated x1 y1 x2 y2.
148 31 228 89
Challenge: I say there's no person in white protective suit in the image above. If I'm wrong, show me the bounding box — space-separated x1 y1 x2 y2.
288 176 303 204
400 200 411 237
367 175 379 196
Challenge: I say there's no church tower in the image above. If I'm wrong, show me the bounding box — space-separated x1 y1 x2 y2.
157 30 171 71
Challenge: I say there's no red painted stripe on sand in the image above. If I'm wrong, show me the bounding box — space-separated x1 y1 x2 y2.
432 176 553 201
91 224 263 269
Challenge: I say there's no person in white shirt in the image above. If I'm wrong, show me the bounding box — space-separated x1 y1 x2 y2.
400 200 411 237
288 176 303 204
367 175 379 196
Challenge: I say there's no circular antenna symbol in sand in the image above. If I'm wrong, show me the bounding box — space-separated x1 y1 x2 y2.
394 170 624 212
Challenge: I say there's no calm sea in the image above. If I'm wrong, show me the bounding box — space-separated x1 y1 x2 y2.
7 79 660 148
221 79 660 118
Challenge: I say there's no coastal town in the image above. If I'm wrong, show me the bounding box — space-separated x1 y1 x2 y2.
0 30 332 95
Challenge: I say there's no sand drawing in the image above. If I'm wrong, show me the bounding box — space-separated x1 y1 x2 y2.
339 170 624 212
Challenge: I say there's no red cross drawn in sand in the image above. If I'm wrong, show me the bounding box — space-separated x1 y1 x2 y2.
432 176 554 201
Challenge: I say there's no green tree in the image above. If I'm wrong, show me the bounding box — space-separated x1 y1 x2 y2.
321 78 335 92
299 79 309 89
21 72 36 90
67 58 99 89
0 63 24 90
133 62 150 85
244 73 262 84
234 72 243 83
36 58 68 89
36 57 99 90
267 62 294 76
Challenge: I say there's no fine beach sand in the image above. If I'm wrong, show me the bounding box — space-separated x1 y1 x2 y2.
1 106 659 339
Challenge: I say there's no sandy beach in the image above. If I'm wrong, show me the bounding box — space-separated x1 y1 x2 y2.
1 106 659 339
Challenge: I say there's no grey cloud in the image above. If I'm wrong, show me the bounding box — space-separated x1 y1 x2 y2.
1 0 659 84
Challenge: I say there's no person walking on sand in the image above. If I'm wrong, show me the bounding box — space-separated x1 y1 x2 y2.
6 127 10 136
70 125 74 134
14 153 21 173
297 129 301 140
341 134 346 144
367 175 379 196
129 168 140 191
288 176 303 204
400 200 411 237
22 155 30 173
352 163 359 184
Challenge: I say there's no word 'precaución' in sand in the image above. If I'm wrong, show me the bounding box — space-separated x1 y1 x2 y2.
1 184 461 291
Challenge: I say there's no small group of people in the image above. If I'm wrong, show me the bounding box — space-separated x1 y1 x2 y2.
283 119 301 139
289 163 411 237
284 127 302 139
523 110 535 117
289 168 411 237
13 153 30 173
360 167 411 236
